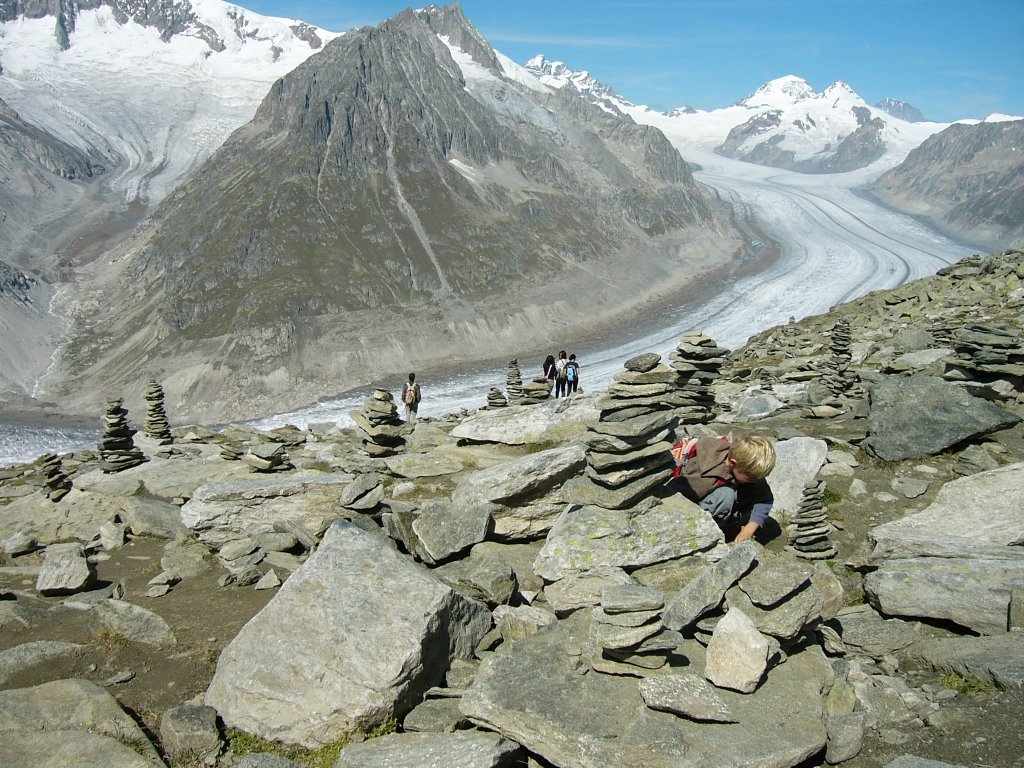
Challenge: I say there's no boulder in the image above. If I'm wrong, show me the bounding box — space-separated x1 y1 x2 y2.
705 608 772 693
862 375 1020 461
769 437 829 523
335 731 520 768
181 473 355 547
412 500 492 564
452 444 586 539
0 678 161 765
902 632 1024 689
205 521 491 747
36 543 94 596
867 463 1024 560
533 495 723 582
450 396 599 446
864 557 1024 635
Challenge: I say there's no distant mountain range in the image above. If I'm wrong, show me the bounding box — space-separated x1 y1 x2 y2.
0 1 1020 420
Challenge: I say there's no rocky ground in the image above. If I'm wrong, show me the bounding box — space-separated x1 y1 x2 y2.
1 250 1023 768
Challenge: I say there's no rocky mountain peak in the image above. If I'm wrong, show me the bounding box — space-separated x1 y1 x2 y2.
413 3 499 72
524 54 632 112
875 98 927 123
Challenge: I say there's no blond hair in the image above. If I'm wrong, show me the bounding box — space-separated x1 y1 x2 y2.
729 435 776 480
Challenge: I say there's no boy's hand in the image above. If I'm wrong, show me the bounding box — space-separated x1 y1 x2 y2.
732 522 760 543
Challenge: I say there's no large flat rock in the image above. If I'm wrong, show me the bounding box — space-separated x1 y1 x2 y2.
534 495 723 582
867 463 1024 560
450 396 599 446
205 522 491 747
460 611 830 768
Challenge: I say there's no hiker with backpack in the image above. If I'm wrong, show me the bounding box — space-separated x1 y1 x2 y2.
553 350 569 398
565 353 580 395
401 372 421 423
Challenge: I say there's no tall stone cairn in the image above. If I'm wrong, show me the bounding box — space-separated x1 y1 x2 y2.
821 319 856 397
505 359 526 404
667 331 729 425
786 479 837 560
947 323 1024 403
486 387 508 409
38 453 72 502
98 398 146 473
349 389 409 457
143 380 173 444
563 352 679 510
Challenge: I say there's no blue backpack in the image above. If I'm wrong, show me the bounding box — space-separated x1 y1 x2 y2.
566 362 578 382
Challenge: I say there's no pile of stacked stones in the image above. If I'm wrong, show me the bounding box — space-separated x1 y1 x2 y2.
485 388 508 409
820 319 856 398
786 479 837 560
349 389 408 457
947 323 1024 402
667 331 728 425
505 360 526 404
242 443 292 473
143 380 173 444
38 453 72 501
98 398 146 473
589 584 683 675
569 353 678 510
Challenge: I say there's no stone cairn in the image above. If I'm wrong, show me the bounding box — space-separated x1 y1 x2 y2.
38 453 72 502
98 398 146 473
820 319 856 398
589 584 685 677
786 479 837 560
667 331 729 425
566 352 678 510
947 323 1024 403
485 387 508 409
143 380 173 444
349 389 408 457
505 359 526 404
242 443 292 473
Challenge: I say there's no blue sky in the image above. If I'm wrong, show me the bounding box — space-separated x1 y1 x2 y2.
243 1 1024 122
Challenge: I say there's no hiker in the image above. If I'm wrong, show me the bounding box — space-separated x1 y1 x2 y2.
543 354 557 390
401 373 421 423
565 353 580 395
553 350 569 398
668 434 776 543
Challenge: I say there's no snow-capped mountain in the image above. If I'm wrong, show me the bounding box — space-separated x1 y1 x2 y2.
524 55 637 115
525 62 949 175
0 0 339 208
875 98 927 123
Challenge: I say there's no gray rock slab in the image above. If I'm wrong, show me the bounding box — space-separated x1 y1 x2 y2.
36 542 94 596
383 452 464 478
770 438 829 523
534 495 723 582
862 375 1021 461
737 553 814 608
0 641 86 686
602 583 665 613
335 731 520 768
461 610 830 768
160 704 221 761
450 396 599 445
401 695 468 733
412 500 492 564
705 608 771 693
663 540 757 631
181 472 354 548
0 729 159 768
0 491 116 545
638 672 736 722
903 632 1024 689
452 444 586 539
827 607 923 659
0 678 160 763
726 583 824 642
883 757 969 768
543 566 634 615
865 557 1024 635
867 463 1024 560
65 597 177 648
205 521 491 748
826 711 866 764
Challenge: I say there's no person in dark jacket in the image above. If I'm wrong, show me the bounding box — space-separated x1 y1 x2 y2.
401 373 421 423
668 434 776 543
